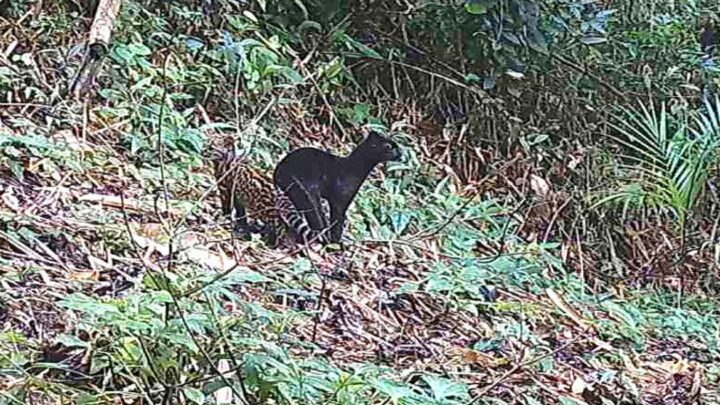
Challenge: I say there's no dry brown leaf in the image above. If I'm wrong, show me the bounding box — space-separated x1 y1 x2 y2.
567 154 583 171
78 193 184 216
68 270 99 281
214 359 234 404
654 358 691 375
51 129 93 152
1 187 21 212
87 255 112 271
182 246 236 271
546 287 592 330
134 223 168 240
27 157 46 174
452 347 507 368
131 225 169 257
571 376 587 394
530 174 550 197
130 224 236 271
691 367 702 400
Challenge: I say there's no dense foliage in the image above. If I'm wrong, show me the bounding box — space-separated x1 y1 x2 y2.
0 0 719 404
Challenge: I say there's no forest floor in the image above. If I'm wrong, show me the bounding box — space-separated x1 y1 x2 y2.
1 3 719 405
1 120 716 404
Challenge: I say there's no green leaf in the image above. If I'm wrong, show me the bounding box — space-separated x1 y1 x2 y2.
183 388 205 404
524 395 544 405
54 334 89 348
8 160 24 181
299 20 322 33
128 43 152 56
559 397 586 405
503 31 522 46
267 65 304 83
372 379 416 402
426 271 453 293
391 211 411 234
112 45 133 63
464 0 490 15
357 43 382 59
353 103 371 121
464 73 482 83
323 57 343 79
423 375 469 401
60 293 120 317
602 302 639 328
527 27 549 53
130 76 153 91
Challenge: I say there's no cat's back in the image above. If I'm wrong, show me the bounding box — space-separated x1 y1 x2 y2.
282 146 335 162
275 146 337 180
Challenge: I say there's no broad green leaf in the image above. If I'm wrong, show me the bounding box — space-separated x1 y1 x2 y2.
465 0 490 15
423 375 469 401
183 388 205 404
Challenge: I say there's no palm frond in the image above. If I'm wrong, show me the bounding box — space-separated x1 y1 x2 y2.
597 99 720 227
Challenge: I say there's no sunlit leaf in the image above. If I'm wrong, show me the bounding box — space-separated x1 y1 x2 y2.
465 0 491 15
581 36 608 45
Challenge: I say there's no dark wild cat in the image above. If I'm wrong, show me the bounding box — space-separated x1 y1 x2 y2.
273 131 401 245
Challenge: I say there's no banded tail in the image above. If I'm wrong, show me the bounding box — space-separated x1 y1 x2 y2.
274 186 331 244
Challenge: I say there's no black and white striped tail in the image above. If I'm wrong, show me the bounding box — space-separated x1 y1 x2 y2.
274 187 331 244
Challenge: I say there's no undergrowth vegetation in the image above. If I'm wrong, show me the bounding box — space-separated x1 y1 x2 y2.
1 0 719 404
